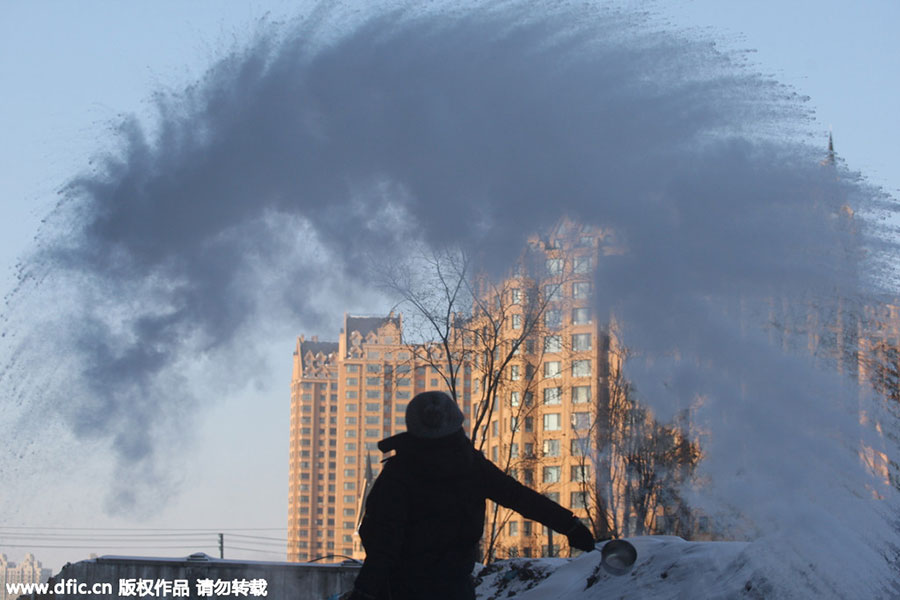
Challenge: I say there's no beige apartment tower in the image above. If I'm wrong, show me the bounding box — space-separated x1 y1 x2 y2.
470 225 606 559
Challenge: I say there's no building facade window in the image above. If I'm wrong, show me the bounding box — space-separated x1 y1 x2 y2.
571 491 589 509
573 256 591 274
543 361 561 378
572 308 591 325
542 439 560 457
571 437 590 456
572 360 591 377
543 284 562 302
543 413 561 431
571 465 590 482
572 412 591 430
542 466 561 483
543 387 562 404
544 309 562 329
572 282 591 299
543 335 561 353
572 333 592 351
546 258 563 275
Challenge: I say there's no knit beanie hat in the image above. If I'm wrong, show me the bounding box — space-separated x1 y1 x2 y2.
406 391 465 439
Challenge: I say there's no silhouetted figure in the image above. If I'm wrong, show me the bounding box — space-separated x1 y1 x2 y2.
347 391 595 600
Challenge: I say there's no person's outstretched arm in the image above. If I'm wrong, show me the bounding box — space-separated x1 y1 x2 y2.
478 452 595 552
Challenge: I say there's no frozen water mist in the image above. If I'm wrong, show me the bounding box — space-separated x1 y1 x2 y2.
1 1 898 595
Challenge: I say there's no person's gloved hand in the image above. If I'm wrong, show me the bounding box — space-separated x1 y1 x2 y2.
565 519 596 552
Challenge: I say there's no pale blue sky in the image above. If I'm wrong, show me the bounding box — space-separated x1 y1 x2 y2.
1 0 897 571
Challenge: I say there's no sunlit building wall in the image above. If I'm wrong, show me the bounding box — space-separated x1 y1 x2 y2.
473 224 607 559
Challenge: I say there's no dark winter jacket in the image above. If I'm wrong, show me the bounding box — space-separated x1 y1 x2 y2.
352 429 580 600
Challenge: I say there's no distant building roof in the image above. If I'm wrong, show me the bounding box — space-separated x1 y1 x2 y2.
345 315 400 338
300 340 339 357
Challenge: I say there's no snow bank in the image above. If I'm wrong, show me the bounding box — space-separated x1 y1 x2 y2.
474 537 795 600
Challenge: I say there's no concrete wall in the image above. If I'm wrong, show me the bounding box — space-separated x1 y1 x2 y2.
32 554 360 600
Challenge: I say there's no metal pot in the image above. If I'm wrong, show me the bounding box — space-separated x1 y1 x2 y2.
601 539 638 575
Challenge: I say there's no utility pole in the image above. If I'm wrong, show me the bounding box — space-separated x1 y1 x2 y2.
218 533 224 559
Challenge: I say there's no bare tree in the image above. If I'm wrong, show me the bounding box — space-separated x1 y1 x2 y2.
380 244 567 446
379 242 571 562
378 246 473 403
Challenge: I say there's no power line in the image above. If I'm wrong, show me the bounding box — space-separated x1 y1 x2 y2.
226 534 289 542
223 541 287 548
0 529 288 560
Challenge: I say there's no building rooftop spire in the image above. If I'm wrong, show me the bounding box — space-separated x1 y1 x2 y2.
822 128 836 167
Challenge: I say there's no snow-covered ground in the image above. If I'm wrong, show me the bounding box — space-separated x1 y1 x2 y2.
474 536 805 600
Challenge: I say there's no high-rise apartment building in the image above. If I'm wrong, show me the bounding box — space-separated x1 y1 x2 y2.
287 334 339 562
470 224 607 559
